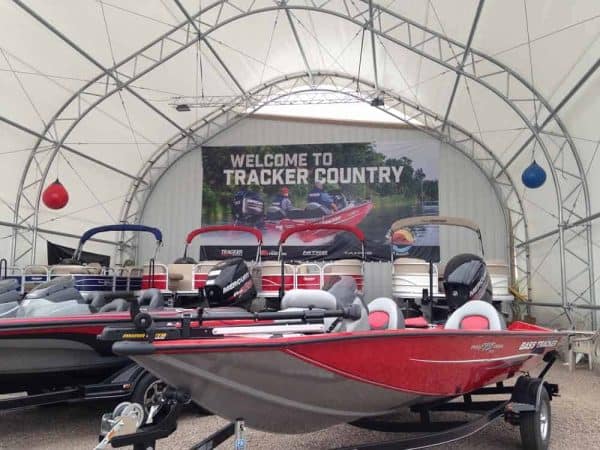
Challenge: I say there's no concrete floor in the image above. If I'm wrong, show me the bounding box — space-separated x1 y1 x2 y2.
1 362 598 450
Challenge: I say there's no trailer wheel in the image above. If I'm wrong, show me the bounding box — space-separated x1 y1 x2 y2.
520 387 551 450
131 372 167 421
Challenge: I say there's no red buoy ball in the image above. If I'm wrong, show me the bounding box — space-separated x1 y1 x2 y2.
42 178 69 210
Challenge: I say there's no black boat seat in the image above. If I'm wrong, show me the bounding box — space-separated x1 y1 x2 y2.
138 288 164 310
444 300 506 331
367 298 405 330
0 279 20 304
25 276 84 303
0 301 19 318
89 291 108 309
99 298 129 313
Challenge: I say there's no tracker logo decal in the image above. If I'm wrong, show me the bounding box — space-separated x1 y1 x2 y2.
471 342 504 352
518 340 558 351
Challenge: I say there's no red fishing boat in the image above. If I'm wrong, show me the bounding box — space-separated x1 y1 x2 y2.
98 223 567 450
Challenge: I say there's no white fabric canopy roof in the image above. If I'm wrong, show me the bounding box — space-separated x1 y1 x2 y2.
0 0 598 326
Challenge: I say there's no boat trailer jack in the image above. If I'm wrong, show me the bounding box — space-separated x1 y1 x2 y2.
97 389 247 450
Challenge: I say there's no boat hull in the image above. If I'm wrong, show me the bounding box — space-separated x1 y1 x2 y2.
265 201 373 242
0 309 249 394
123 325 563 433
132 350 428 433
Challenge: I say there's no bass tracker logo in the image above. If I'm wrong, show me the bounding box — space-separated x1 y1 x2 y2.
518 339 558 351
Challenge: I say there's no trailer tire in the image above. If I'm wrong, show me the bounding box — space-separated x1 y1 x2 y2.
131 372 168 421
520 387 551 450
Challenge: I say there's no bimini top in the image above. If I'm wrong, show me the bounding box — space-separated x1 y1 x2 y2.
185 225 263 245
391 216 481 234
74 224 163 261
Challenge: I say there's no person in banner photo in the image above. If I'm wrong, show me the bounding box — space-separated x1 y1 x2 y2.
272 187 294 212
307 181 337 212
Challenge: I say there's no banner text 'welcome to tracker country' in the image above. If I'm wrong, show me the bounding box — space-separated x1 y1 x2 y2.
223 152 403 186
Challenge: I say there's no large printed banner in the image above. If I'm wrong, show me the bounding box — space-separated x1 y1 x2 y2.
200 142 439 261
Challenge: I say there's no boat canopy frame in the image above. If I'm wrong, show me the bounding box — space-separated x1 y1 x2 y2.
182 225 263 263
391 215 485 257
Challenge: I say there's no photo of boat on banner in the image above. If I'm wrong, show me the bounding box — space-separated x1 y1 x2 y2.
200 142 439 261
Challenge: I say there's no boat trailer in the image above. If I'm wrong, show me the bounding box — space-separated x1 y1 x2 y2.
96 352 560 450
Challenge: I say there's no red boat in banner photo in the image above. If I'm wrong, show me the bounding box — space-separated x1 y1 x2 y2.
201 142 440 259
264 198 373 242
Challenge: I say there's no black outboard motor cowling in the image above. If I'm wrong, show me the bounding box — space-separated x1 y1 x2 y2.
203 257 256 309
443 253 492 311
232 190 264 225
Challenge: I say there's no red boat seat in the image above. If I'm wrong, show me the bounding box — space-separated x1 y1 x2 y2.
367 297 405 330
460 315 489 330
444 300 505 330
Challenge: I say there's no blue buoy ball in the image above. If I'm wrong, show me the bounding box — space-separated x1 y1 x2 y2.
522 160 547 189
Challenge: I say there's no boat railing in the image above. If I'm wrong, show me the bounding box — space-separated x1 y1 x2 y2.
47 264 147 294
258 259 365 298
1 263 146 295
142 262 170 293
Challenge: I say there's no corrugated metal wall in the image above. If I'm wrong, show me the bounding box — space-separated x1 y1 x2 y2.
140 116 507 301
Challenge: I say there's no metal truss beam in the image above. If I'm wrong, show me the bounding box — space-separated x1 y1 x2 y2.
119 71 530 300
517 211 600 249
284 6 314 86
0 113 143 182
172 0 247 95
497 57 600 178
367 0 380 93
441 0 485 131
10 0 593 327
0 219 129 247
13 0 191 138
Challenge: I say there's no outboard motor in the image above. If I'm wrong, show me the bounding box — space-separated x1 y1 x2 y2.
232 190 264 225
332 192 348 210
203 257 256 309
443 253 492 311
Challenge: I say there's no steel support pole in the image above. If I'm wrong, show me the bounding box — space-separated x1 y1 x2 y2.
368 0 380 93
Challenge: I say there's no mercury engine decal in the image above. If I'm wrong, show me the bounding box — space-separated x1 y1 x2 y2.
223 271 251 293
